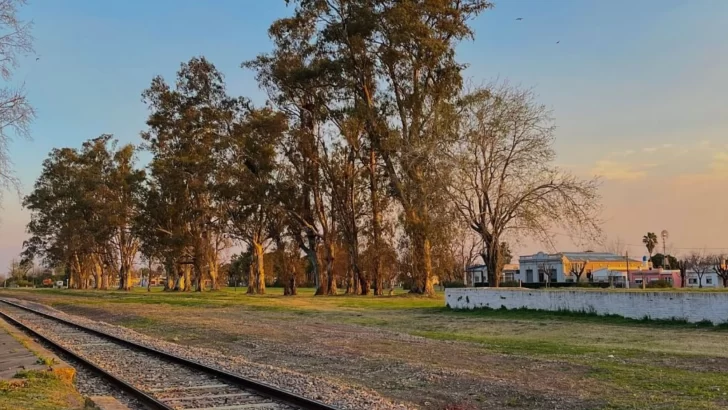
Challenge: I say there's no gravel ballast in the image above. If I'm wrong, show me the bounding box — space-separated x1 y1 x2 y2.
2 298 408 410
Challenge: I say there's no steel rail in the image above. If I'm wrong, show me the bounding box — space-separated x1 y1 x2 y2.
0 306 172 410
0 298 339 410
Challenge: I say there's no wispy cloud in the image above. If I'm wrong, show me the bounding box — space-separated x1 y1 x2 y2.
642 147 658 153
591 160 656 181
673 151 728 185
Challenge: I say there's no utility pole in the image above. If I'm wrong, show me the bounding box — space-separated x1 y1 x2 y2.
661 230 669 268
626 251 631 289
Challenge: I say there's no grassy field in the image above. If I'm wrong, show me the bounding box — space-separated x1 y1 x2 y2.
2 287 728 409
0 370 84 410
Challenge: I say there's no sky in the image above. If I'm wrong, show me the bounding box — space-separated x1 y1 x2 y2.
1 0 728 270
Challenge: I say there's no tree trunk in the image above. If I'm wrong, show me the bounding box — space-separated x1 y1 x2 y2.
325 241 336 295
208 261 219 291
369 149 383 296
483 238 506 288
118 262 133 291
247 257 256 295
254 241 266 294
183 264 192 292
164 260 176 291
194 258 205 292
408 224 435 295
345 267 354 295
94 259 103 290
207 242 220 291
101 269 109 290
359 274 370 295
287 276 297 295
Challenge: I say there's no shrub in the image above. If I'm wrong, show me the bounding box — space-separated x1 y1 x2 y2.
500 280 521 287
442 281 466 288
646 279 672 288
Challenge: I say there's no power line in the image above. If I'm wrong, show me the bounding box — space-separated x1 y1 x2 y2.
539 230 728 252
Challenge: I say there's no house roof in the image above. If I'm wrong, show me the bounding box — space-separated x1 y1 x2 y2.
561 252 641 263
521 251 641 263
466 264 520 272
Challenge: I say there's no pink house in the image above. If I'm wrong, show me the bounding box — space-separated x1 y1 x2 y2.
627 269 682 288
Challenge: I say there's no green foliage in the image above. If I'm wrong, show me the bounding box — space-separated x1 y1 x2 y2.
650 253 678 269
1 370 84 410
642 232 658 257
646 279 672 289
23 135 144 289
35 356 56 366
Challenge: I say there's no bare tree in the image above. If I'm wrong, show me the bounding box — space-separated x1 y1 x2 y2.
0 0 34 207
712 254 728 288
449 84 601 287
687 251 710 288
676 259 689 288
568 261 588 283
538 262 555 287
603 237 626 256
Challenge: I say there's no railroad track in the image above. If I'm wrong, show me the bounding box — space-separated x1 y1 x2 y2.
0 299 338 410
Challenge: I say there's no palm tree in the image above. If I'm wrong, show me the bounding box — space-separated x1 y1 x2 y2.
643 232 658 264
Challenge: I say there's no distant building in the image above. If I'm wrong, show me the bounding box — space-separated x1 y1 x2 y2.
466 264 520 285
685 270 722 288
518 251 642 284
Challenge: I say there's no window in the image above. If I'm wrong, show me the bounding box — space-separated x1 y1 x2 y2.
706 277 713 285
689 278 697 284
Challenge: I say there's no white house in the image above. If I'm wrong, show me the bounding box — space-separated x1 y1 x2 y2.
686 270 723 288
466 264 519 285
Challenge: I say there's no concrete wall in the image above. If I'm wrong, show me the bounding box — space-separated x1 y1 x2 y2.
445 288 728 324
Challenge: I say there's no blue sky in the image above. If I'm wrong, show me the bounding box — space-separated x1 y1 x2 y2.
2 0 728 269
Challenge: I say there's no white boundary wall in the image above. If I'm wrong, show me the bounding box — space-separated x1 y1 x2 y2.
445 288 728 324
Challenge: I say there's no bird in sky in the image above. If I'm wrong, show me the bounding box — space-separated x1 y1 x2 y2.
556 41 560 44
515 17 523 21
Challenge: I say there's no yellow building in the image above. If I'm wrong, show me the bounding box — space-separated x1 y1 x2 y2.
518 252 643 283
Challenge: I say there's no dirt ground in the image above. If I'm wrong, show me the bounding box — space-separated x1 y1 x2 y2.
3 288 728 410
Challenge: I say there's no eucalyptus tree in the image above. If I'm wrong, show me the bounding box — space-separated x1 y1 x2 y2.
217 106 287 295
256 0 493 295
246 17 342 296
23 136 143 290
141 57 233 291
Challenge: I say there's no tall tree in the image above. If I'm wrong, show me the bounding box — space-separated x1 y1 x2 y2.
218 106 287 295
246 16 342 296
253 0 493 295
142 57 231 292
0 0 34 207
23 136 143 290
101 139 145 290
449 84 600 287
642 232 658 263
